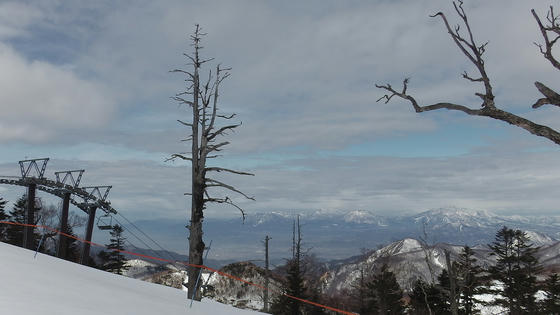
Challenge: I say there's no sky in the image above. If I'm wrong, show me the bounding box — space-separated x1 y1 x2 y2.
1 0 560 254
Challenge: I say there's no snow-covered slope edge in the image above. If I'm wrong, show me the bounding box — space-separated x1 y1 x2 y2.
0 242 262 315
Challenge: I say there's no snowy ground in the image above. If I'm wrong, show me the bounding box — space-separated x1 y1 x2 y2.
0 242 262 315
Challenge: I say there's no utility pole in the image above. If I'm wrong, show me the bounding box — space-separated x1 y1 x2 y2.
264 235 271 313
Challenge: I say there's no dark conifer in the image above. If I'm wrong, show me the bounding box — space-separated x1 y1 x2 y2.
455 246 484 315
5 195 43 249
59 224 80 262
5 196 28 246
367 264 404 315
409 278 449 315
488 226 540 314
540 273 560 314
101 224 129 275
0 197 8 241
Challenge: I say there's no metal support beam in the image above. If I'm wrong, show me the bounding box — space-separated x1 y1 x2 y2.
23 183 36 250
19 158 49 178
57 192 71 259
80 206 97 265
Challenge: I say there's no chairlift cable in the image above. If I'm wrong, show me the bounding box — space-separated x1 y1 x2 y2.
111 216 164 261
95 214 161 261
116 212 181 263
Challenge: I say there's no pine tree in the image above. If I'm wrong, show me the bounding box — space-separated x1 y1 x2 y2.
59 224 80 262
0 197 8 241
409 278 449 315
352 262 374 315
5 196 28 246
5 195 42 249
455 246 484 315
540 273 560 314
366 264 404 315
271 217 309 315
101 225 129 275
488 226 540 314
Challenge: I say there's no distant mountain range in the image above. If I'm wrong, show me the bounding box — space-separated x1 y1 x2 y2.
201 208 560 262
131 208 560 264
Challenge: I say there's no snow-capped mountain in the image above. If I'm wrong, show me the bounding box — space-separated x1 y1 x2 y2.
201 208 560 261
322 237 560 295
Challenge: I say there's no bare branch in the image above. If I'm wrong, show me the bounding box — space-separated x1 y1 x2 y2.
172 96 195 107
532 81 560 108
376 79 560 145
206 178 255 200
204 196 246 222
217 113 236 119
431 1 495 108
177 119 193 127
462 71 483 82
165 153 193 162
205 167 254 176
207 141 230 153
207 123 241 141
533 7 560 70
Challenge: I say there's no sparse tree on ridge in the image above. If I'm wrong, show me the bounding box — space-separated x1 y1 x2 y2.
376 1 560 146
168 25 254 300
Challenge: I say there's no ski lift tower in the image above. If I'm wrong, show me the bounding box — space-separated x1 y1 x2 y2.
79 185 112 265
19 158 49 250
54 169 84 259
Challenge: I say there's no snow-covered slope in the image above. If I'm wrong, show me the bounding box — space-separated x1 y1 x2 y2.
0 242 261 315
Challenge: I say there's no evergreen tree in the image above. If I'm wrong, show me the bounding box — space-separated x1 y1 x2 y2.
351 263 374 315
271 217 310 315
366 264 404 315
540 273 560 314
409 278 449 315
5 196 28 246
455 246 484 315
101 225 129 275
5 195 42 249
59 224 80 262
488 226 540 314
0 196 8 241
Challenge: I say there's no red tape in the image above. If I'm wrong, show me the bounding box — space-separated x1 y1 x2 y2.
0 221 356 315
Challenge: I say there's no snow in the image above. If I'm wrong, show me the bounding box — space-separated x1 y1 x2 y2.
0 242 262 315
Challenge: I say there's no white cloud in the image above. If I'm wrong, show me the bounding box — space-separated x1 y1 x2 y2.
0 43 116 142
0 2 42 39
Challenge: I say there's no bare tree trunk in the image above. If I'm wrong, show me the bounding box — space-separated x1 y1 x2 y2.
170 24 254 302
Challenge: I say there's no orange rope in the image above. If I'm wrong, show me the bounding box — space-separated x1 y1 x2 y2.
0 221 357 315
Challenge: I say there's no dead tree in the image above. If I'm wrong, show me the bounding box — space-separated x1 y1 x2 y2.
376 1 560 145
169 25 254 301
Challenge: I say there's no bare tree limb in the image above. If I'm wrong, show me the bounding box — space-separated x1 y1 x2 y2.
376 1 560 146
206 178 255 200
533 81 560 108
205 167 254 176
165 153 193 162
204 196 246 222
207 123 241 141
532 7 560 71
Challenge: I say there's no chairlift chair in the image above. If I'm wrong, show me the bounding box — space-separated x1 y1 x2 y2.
97 213 113 230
